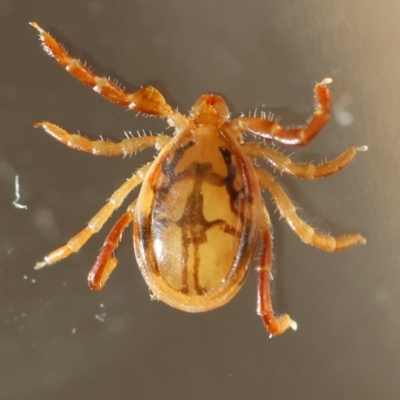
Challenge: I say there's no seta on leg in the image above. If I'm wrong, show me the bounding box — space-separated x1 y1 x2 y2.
256 167 366 251
88 201 136 290
243 142 368 179
257 207 297 336
231 78 332 146
30 22 184 121
34 164 152 269
34 121 171 156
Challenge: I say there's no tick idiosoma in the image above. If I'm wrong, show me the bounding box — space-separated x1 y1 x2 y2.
31 22 366 336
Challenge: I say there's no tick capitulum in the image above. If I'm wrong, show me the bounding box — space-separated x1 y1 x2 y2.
31 22 366 336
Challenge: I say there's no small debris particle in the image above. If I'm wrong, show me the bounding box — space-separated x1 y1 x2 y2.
95 313 107 322
13 175 28 209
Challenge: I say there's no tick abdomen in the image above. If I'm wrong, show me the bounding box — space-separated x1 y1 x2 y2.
134 127 261 312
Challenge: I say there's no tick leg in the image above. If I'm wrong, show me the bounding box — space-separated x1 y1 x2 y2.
34 121 171 156
88 201 135 290
30 22 184 121
231 78 332 146
257 207 297 335
256 167 366 251
34 163 152 270
243 142 368 179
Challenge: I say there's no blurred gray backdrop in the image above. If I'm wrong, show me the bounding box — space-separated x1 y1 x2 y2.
0 1 399 399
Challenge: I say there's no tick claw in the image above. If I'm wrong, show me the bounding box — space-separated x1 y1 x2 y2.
357 145 368 152
290 319 298 331
320 77 333 85
34 260 47 270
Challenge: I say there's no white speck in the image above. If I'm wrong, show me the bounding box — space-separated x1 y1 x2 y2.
99 303 104 308
23 275 28 280
31 279 36 283
42 44 54 57
13 175 27 209
95 313 107 322
72 328 77 334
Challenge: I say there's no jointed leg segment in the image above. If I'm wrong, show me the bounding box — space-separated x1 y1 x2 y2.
256 167 366 251
243 142 367 179
34 163 152 269
257 207 297 335
35 121 171 156
30 22 181 120
232 78 332 146
88 201 136 291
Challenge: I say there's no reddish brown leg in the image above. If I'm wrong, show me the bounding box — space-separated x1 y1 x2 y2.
30 22 187 125
88 201 135 290
256 167 366 251
34 164 151 269
34 121 171 156
243 142 367 179
231 78 332 145
257 208 297 336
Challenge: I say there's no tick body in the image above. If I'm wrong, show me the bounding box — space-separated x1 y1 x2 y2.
135 125 261 312
31 22 366 336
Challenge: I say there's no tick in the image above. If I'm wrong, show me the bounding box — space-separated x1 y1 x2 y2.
31 22 366 336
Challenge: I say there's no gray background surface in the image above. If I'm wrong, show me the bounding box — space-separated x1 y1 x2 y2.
0 1 399 399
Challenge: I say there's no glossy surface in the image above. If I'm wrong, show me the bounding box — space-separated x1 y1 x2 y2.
134 126 261 311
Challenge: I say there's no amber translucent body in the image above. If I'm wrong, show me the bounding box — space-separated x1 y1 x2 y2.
135 126 261 312
31 22 366 336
